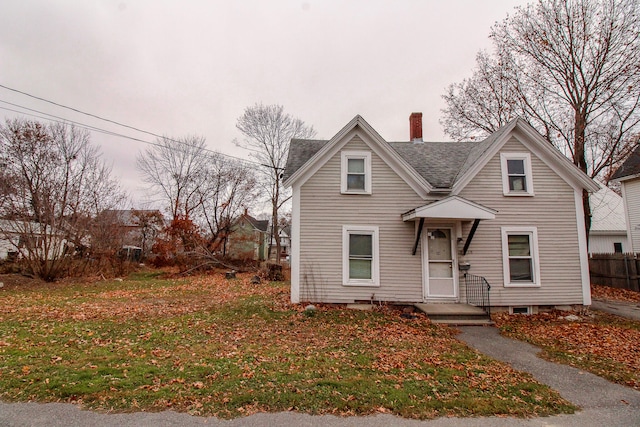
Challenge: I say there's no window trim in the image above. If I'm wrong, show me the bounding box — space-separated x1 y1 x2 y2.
342 225 380 286
500 152 534 196
341 151 372 194
501 226 541 287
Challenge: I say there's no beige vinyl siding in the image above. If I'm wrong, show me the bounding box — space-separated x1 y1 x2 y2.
622 179 640 252
458 137 585 306
299 136 424 303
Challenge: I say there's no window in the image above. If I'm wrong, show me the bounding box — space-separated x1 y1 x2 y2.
501 226 540 287
500 153 534 196
342 225 379 286
341 151 371 194
614 242 623 253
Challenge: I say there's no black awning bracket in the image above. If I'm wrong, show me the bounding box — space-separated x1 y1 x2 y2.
462 218 481 255
412 217 425 255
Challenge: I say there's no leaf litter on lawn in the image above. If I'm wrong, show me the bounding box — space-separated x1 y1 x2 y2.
494 310 640 389
0 271 574 419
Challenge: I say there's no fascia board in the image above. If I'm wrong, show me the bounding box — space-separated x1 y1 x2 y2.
451 120 518 195
283 115 433 198
283 115 363 188
451 119 599 194
513 123 600 192
612 173 640 183
402 196 497 221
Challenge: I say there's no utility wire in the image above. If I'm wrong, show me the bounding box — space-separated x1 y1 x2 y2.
0 84 262 167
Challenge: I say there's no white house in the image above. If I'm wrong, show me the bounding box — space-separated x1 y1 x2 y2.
588 186 631 254
611 144 640 253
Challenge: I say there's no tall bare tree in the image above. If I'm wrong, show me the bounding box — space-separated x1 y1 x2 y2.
136 136 210 221
441 0 640 237
235 104 316 263
0 118 126 280
195 155 259 252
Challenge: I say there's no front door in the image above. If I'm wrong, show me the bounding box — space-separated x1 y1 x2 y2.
424 227 457 300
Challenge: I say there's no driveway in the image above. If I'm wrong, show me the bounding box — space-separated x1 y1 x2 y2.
591 298 640 321
2 326 640 427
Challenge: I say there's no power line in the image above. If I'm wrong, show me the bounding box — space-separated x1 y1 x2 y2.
0 84 261 167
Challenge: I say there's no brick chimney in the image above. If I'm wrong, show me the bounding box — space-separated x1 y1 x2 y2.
409 112 423 143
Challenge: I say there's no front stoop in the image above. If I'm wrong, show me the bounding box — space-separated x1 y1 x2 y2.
414 303 493 326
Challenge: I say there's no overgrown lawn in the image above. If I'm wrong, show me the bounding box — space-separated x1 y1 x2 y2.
0 271 574 418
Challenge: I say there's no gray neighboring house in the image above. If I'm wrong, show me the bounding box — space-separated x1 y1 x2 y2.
611 144 640 253
283 114 599 311
588 186 630 254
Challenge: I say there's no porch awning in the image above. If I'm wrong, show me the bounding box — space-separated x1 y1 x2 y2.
402 196 497 222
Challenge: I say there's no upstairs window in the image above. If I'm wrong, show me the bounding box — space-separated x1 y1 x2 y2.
500 153 534 196
341 151 371 194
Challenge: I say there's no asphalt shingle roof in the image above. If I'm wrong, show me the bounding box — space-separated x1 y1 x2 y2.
612 144 640 180
283 136 494 190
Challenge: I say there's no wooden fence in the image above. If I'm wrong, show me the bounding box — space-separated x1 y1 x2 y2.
589 253 640 292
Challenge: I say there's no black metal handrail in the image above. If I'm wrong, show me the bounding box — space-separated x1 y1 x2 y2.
464 273 491 316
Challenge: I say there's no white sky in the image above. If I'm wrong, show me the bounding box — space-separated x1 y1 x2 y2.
0 0 529 207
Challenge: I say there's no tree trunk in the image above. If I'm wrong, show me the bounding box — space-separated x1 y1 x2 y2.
574 111 591 245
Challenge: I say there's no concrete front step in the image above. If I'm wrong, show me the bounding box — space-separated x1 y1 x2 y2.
414 303 491 326
430 318 494 326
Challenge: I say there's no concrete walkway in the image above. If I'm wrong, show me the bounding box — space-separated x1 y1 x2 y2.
457 326 640 426
592 298 640 321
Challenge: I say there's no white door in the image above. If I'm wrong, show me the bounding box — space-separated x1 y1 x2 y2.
424 228 457 299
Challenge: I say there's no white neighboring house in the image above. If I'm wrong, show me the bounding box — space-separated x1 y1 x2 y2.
588 187 631 254
0 220 68 261
611 144 640 253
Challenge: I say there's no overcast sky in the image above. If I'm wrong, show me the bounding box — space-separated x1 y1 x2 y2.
0 0 529 207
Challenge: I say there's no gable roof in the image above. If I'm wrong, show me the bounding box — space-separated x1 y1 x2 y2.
283 115 434 197
589 186 627 233
239 214 269 233
283 116 599 195
611 144 640 181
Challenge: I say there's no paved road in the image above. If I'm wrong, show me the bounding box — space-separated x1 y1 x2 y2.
2 325 640 426
592 298 640 321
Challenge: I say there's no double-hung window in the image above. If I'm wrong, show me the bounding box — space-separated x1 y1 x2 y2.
342 225 379 286
500 153 534 196
341 151 371 194
501 226 540 287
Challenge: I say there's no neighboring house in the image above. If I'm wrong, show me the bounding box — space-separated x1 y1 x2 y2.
98 209 165 255
611 144 640 253
283 114 599 311
588 186 631 254
0 220 68 261
226 209 269 261
280 225 291 260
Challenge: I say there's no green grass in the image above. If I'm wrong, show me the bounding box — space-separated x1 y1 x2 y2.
0 272 575 418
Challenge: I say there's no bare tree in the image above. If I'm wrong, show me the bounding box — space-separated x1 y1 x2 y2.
235 104 316 263
0 118 126 280
136 136 210 221
195 155 259 252
441 0 640 237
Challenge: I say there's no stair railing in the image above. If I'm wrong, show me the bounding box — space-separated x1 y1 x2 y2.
464 273 491 316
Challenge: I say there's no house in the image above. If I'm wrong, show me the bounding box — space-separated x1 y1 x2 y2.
588 186 631 254
0 220 68 261
282 114 599 312
226 209 269 261
611 144 640 253
97 209 165 256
